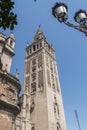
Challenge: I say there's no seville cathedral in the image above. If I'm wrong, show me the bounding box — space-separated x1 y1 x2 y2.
0 27 67 130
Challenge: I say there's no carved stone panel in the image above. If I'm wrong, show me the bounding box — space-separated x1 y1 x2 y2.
31 82 36 93
1 82 17 103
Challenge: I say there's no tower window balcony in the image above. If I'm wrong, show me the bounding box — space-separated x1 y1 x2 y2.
32 66 36 72
31 82 36 93
31 73 36 82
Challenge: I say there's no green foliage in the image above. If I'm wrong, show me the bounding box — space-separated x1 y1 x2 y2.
0 0 17 30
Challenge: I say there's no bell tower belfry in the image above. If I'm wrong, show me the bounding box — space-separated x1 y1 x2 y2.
23 27 67 130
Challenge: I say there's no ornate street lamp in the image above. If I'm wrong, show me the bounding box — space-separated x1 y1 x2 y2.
52 2 87 35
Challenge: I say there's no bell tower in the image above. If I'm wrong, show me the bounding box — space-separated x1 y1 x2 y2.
23 27 67 130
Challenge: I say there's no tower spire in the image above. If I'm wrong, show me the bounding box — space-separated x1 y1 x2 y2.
34 26 46 41
36 24 42 33
39 24 41 29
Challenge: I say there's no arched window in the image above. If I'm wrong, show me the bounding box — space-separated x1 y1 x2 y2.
31 126 34 130
33 45 36 51
40 43 42 47
30 48 32 54
10 40 13 47
57 126 59 130
56 122 61 130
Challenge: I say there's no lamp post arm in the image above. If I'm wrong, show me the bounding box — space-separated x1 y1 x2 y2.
78 24 87 35
64 21 87 35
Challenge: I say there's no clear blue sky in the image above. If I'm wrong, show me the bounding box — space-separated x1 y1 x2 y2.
5 0 87 130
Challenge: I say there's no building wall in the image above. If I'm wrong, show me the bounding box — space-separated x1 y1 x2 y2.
0 113 12 130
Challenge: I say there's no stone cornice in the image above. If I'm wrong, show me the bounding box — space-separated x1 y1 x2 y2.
0 99 20 115
4 46 15 57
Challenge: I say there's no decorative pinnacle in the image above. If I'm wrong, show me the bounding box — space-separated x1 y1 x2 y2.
15 68 19 79
39 24 41 29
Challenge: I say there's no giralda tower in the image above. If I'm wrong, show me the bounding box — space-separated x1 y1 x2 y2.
23 28 67 130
